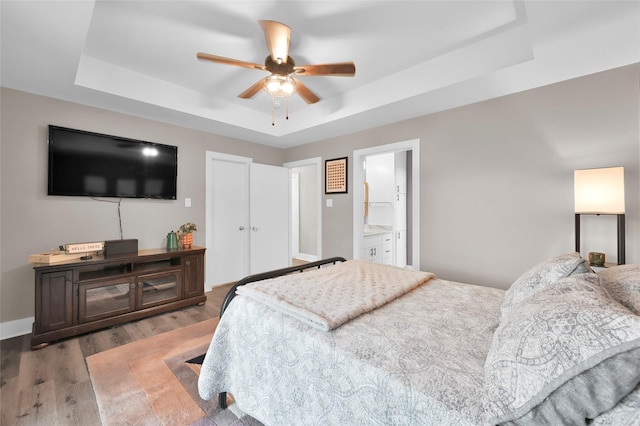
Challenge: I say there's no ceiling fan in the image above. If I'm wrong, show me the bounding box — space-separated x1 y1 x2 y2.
196 20 356 105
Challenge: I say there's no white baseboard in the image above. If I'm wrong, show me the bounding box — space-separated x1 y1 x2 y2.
1 316 33 341
294 253 318 262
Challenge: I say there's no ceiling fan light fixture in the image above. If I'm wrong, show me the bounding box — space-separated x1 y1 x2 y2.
263 74 297 98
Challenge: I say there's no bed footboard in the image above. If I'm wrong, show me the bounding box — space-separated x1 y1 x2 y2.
219 256 347 316
217 256 346 409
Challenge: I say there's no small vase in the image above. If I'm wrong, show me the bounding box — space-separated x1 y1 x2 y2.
589 251 605 266
180 233 193 249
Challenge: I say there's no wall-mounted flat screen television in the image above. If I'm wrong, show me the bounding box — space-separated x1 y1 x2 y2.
48 125 178 199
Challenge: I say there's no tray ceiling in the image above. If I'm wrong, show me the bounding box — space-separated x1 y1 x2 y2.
2 1 638 148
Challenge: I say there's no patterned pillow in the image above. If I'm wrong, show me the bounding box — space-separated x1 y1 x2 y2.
485 273 640 425
501 252 591 318
597 264 640 315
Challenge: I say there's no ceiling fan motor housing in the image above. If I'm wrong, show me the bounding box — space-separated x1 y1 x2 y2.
265 56 295 75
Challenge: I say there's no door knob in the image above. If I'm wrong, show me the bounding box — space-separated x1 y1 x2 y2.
238 226 245 231
251 226 259 231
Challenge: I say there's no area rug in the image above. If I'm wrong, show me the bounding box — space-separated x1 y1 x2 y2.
87 318 263 425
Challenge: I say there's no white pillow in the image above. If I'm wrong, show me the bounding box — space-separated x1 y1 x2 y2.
597 264 640 315
501 252 590 319
485 273 640 424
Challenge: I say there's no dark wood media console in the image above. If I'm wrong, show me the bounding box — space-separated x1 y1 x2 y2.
31 246 206 349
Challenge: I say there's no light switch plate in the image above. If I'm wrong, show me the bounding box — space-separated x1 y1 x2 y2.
185 198 191 207
326 199 333 207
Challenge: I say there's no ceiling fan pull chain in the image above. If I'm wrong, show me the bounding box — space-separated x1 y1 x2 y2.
272 97 275 126
286 97 289 121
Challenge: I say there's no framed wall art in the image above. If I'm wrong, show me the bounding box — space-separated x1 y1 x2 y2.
325 157 348 194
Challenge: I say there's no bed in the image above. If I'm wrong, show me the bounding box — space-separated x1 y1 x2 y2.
198 254 640 425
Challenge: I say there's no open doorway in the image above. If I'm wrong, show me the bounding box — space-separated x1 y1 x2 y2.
284 157 322 262
353 140 420 269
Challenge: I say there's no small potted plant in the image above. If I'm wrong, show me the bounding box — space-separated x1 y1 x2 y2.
177 222 197 249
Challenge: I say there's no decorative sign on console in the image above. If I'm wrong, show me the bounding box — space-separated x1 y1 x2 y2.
65 241 105 254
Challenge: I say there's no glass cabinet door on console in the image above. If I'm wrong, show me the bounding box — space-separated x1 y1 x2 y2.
78 277 136 323
136 269 182 309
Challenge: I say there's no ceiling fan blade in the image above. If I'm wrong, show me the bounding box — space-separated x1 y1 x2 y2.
197 52 266 71
294 62 356 77
238 78 267 99
293 78 320 104
259 20 291 64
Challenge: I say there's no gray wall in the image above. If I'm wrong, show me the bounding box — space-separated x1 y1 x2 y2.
1 64 638 332
0 88 283 326
284 64 639 287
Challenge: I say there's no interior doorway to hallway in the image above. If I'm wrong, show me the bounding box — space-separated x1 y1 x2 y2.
284 157 322 262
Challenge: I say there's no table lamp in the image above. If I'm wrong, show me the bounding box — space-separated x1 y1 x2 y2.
574 166 625 265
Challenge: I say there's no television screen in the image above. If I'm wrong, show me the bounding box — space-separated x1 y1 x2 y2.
48 125 177 199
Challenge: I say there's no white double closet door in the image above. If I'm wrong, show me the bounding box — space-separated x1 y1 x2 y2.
209 156 290 287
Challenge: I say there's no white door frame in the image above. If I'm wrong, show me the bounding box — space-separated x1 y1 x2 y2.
291 173 300 257
283 157 322 260
205 151 252 291
353 139 420 269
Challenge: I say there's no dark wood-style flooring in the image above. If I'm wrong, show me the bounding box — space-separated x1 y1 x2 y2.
0 283 233 426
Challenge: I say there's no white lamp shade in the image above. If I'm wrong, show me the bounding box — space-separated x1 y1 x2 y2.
574 167 625 214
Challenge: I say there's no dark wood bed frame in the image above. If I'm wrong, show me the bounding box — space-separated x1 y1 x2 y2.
217 256 347 409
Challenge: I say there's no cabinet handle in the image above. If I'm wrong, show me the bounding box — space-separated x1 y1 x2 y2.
186 261 190 266
251 226 259 231
130 283 136 289
239 226 245 231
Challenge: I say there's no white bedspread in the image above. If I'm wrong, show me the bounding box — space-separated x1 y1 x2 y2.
199 277 505 425
236 260 435 331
